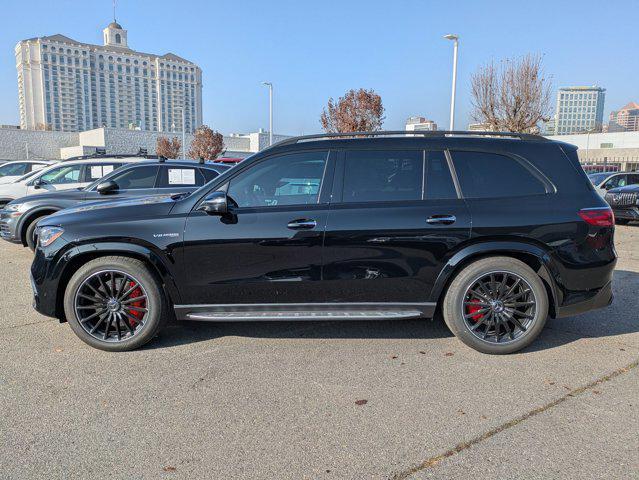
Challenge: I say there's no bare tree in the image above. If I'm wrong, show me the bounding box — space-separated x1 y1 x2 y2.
188 125 225 160
471 54 552 133
156 136 182 159
320 88 385 133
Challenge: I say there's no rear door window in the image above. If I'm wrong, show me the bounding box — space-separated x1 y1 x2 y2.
108 165 159 190
450 151 546 198
342 150 423 203
627 174 639 186
157 166 206 188
424 151 457 200
84 163 120 182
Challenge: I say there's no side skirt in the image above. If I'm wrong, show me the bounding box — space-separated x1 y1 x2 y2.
173 302 436 322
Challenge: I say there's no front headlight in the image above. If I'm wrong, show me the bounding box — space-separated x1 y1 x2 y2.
3 203 24 217
38 226 64 247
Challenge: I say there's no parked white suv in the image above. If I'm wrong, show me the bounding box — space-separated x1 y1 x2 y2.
0 160 54 185
0 156 145 207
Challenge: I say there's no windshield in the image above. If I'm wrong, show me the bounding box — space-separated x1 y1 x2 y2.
13 170 41 183
587 173 611 185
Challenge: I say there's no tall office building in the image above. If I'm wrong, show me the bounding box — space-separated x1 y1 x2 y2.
553 86 605 135
16 21 202 132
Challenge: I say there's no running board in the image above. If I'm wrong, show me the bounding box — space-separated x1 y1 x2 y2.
174 303 435 322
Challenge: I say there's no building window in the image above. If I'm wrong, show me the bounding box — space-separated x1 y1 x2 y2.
115 33 121 44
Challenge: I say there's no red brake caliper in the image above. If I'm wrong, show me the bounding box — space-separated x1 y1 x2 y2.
466 298 484 322
127 281 145 327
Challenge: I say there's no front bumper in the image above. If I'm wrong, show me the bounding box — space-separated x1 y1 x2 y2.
0 209 22 243
612 206 639 221
30 246 64 319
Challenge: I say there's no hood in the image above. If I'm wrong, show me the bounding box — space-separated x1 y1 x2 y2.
41 194 177 227
10 188 86 206
608 185 639 194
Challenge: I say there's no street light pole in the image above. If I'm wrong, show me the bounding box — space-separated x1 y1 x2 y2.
262 82 273 146
443 34 459 131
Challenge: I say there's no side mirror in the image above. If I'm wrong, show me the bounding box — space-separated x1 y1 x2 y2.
198 191 228 215
32 178 45 189
97 180 118 195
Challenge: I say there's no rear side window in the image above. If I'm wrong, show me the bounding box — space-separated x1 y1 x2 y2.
425 151 457 199
85 163 119 182
451 151 546 198
0 162 28 176
157 166 205 188
109 165 159 189
342 150 423 203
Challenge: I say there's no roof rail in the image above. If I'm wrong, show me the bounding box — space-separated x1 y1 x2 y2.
62 151 160 162
269 130 550 149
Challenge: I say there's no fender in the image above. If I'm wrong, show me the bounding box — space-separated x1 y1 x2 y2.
429 240 561 313
18 206 61 243
56 240 182 307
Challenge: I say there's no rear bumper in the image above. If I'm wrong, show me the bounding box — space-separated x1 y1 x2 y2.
555 280 613 318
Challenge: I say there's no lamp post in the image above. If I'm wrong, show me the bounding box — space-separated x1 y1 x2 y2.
443 34 459 131
262 82 273 146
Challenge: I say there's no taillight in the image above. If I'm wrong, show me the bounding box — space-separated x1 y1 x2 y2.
578 207 614 227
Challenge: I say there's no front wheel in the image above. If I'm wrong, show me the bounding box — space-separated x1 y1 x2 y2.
63 256 168 351
25 214 48 251
442 256 548 354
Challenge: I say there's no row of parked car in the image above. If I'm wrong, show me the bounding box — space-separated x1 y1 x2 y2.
0 131 621 356
587 170 639 224
0 153 231 249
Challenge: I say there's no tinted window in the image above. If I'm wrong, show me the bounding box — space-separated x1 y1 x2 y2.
201 168 221 183
39 165 83 185
157 166 205 188
228 151 328 208
425 151 457 200
342 150 423 203
109 166 159 189
451 151 546 198
0 162 28 176
628 174 639 186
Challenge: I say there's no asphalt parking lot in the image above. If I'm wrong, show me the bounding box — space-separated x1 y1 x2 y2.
1 228 638 479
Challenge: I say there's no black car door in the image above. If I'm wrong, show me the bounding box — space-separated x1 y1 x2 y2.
321 148 471 304
180 150 334 305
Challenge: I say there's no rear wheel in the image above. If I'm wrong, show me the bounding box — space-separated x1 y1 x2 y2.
63 256 167 351
443 256 548 354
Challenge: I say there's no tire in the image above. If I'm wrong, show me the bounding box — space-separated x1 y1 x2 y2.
442 256 548 354
63 256 168 352
615 219 630 225
25 214 48 251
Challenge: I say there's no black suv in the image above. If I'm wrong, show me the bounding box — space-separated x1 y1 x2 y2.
1 159 230 249
30 131 616 354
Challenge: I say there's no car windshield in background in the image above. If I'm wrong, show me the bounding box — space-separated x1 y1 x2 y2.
587 173 611 185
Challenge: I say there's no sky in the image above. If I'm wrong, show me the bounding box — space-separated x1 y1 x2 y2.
0 0 637 135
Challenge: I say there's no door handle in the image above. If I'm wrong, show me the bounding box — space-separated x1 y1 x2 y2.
287 219 317 230
427 215 456 225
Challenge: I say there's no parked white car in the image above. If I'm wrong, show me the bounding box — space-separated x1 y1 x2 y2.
588 171 639 197
0 160 54 185
0 156 144 207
